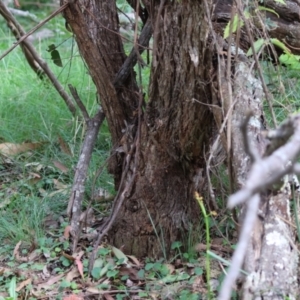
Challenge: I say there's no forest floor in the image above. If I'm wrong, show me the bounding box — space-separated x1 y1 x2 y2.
0 146 235 300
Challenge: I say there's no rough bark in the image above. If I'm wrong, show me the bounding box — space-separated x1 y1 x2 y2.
110 0 213 257
62 0 213 257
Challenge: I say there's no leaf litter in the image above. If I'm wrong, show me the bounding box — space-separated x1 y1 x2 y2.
0 139 233 299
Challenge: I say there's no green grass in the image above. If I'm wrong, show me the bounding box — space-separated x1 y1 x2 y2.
0 11 114 248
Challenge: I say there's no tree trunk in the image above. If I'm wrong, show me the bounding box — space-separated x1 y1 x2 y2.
62 0 213 257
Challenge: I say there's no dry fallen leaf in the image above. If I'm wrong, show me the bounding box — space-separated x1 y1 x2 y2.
53 160 69 173
75 258 84 279
58 136 73 156
66 266 80 282
13 241 22 258
16 278 32 292
64 225 71 239
0 142 43 156
63 294 83 300
36 274 64 291
127 255 141 267
103 294 114 300
53 179 69 190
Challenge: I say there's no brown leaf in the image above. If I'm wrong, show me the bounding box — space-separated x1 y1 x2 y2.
37 274 64 290
58 136 73 156
28 249 41 261
0 142 43 156
127 255 141 267
75 258 84 279
13 241 22 258
64 225 71 239
53 179 68 190
62 252 75 261
66 266 80 282
53 160 69 173
16 278 32 292
63 294 83 300
119 266 139 281
103 294 114 300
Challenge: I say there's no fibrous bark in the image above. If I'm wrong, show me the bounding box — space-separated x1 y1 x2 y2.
62 0 213 257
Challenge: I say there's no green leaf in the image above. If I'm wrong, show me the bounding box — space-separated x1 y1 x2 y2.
160 272 190 283
98 247 110 256
145 263 154 271
98 262 112 278
137 269 145 279
257 6 279 17
111 246 128 264
246 38 266 56
270 38 291 54
50 50 63 67
107 269 119 278
224 14 244 39
194 267 203 276
60 280 71 288
138 292 149 298
8 277 16 300
171 241 182 249
91 267 101 280
279 54 300 70
274 0 286 4
94 257 104 268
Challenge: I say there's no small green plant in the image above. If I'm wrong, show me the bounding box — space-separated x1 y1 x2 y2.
195 192 212 299
0 277 17 300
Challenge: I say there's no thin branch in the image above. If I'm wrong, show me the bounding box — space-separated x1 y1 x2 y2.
113 18 152 89
0 1 77 117
236 0 277 127
218 194 260 300
219 113 300 299
0 2 69 61
68 84 89 121
68 107 105 252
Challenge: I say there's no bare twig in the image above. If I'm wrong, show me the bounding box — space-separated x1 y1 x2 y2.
236 0 277 127
0 1 77 117
0 2 69 61
218 194 260 300
113 18 152 89
68 84 89 121
67 93 105 251
8 7 39 22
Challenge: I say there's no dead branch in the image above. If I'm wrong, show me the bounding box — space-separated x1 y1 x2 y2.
229 114 300 208
8 7 38 22
113 18 152 89
219 113 300 300
67 84 105 252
